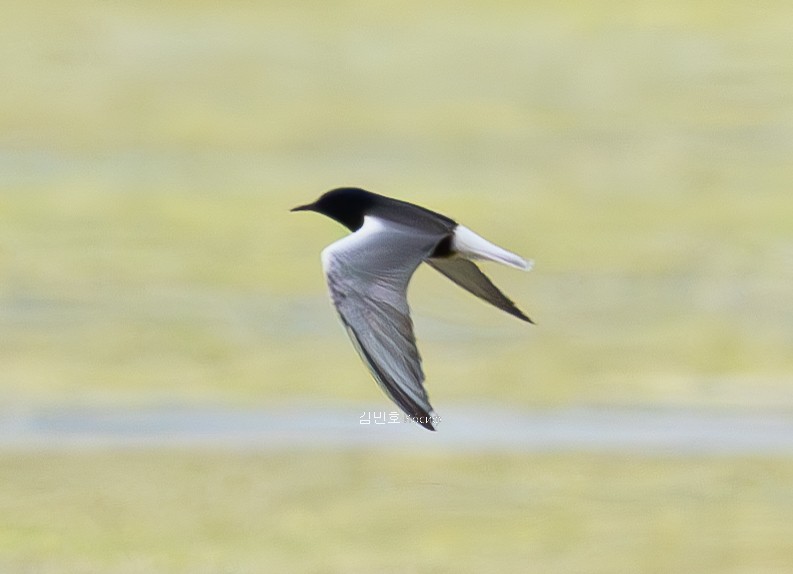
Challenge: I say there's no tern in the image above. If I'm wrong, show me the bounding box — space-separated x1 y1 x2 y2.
292 187 533 430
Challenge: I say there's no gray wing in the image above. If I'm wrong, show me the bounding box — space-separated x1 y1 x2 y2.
427 258 533 323
322 217 443 431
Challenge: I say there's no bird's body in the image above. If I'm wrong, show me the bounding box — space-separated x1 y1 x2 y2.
292 188 532 431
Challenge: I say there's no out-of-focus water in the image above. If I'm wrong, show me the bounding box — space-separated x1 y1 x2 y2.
3 404 793 455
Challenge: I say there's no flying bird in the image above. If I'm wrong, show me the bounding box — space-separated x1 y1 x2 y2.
292 187 533 431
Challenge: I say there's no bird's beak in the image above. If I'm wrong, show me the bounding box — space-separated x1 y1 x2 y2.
290 202 316 213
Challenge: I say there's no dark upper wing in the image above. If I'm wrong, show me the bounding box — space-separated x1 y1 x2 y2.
321 216 444 430
427 257 533 323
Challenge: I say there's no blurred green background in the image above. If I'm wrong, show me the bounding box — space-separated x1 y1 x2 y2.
2 0 793 572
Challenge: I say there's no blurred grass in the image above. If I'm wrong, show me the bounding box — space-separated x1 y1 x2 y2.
1 0 793 409
0 450 791 573
2 184 792 408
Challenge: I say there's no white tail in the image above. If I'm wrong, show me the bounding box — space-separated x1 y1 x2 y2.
451 225 533 271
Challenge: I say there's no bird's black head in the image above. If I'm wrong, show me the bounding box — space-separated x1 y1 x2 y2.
291 187 377 231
